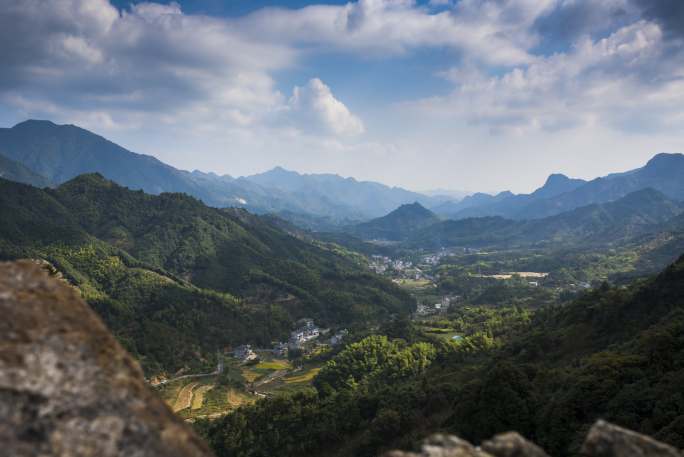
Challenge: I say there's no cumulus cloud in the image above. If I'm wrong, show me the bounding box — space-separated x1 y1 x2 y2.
635 0 684 40
236 0 556 66
287 78 365 136
0 0 295 132
404 19 684 134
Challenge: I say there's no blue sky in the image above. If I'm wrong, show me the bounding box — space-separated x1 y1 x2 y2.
1 0 684 193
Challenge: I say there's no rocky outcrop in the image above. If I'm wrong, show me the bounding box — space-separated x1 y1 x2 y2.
0 260 214 457
384 420 682 457
581 420 682 457
384 434 492 457
481 432 549 457
383 432 546 457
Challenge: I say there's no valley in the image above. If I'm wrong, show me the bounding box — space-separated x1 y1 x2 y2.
2 120 684 457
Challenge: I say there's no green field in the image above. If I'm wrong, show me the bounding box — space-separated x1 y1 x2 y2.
157 355 322 421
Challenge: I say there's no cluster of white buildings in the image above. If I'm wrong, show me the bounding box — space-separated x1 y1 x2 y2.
231 319 349 361
369 255 417 274
288 318 320 349
415 295 460 316
369 255 391 274
233 344 258 363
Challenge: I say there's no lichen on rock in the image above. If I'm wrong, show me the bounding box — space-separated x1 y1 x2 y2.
0 260 214 457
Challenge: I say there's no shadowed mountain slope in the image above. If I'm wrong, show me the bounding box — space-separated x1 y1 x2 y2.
0 175 414 374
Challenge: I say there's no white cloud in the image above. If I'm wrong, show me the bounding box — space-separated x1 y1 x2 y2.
288 78 365 136
404 20 684 134
237 0 556 66
0 0 295 132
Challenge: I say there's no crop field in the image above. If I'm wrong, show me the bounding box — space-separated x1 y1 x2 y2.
158 356 324 420
394 278 433 289
255 359 290 370
283 367 321 384
192 384 215 410
173 382 198 412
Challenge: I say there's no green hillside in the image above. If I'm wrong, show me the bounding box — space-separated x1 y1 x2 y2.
0 175 415 374
350 202 440 241
201 255 684 457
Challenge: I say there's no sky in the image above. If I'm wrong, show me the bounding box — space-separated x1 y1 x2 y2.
1 0 684 193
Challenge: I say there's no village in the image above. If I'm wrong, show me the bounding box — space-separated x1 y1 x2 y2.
156 317 349 422
231 317 348 364
155 247 564 423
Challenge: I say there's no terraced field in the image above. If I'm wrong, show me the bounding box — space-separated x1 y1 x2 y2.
226 388 252 408
173 382 198 412
283 367 321 384
156 355 325 420
192 384 215 410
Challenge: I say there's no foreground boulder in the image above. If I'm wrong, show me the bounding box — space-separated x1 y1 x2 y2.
383 432 546 457
0 260 214 457
582 420 682 457
383 420 682 457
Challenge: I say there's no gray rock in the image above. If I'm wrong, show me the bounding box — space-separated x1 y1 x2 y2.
481 432 549 457
383 421 683 457
0 260 214 457
582 420 682 457
384 434 493 457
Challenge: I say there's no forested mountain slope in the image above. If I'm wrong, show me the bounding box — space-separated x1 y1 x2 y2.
0 175 414 374
350 202 440 241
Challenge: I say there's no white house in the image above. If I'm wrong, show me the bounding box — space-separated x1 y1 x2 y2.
233 344 257 362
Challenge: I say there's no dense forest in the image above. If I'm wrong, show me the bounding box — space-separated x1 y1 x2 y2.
199 255 684 457
0 174 415 374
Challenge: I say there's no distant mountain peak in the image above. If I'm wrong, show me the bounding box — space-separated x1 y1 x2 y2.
350 201 439 241
530 173 586 200
12 119 59 129
268 166 298 175
645 152 684 168
393 201 432 215
61 172 112 188
544 173 570 184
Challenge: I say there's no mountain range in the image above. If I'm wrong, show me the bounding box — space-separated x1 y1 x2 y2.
0 120 446 223
2 119 684 233
347 189 684 251
435 154 684 221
